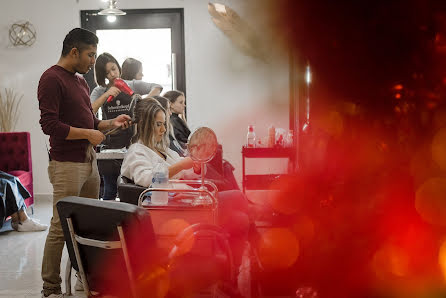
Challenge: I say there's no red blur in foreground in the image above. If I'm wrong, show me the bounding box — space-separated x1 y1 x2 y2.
252 98 445 296
84 1 446 296
159 218 195 257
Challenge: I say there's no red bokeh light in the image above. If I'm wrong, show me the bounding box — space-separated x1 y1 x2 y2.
258 228 300 270
159 218 195 256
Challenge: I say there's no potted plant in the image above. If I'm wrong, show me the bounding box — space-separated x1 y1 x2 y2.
0 88 23 132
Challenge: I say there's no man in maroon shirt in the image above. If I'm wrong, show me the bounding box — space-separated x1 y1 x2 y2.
38 28 130 298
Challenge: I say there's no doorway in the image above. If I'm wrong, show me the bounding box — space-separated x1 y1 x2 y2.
80 9 186 95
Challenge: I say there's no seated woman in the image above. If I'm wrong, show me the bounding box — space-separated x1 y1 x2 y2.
163 90 190 148
0 171 47 232
120 99 249 242
121 98 199 187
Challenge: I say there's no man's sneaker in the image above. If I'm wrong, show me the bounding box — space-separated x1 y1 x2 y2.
17 218 48 232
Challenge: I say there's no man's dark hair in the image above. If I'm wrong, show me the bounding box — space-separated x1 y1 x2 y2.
61 28 98 57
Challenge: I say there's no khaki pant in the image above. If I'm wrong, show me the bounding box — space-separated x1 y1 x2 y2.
41 150 99 295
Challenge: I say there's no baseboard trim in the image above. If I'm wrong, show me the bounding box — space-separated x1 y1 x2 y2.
34 193 53 202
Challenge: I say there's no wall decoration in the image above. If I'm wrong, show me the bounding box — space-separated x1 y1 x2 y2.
9 21 37 47
208 3 268 63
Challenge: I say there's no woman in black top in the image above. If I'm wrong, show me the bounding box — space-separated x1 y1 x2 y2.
164 90 190 147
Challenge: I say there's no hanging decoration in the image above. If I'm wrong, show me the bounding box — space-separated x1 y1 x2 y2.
9 21 37 47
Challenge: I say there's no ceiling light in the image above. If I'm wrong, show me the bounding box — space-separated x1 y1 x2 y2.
106 15 117 23
98 0 126 16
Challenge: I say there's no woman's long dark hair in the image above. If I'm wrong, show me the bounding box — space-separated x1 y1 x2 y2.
163 90 184 104
163 90 188 124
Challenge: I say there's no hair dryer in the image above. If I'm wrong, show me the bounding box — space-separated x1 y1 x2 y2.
106 78 134 102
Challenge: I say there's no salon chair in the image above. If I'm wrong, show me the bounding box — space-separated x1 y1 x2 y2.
209 144 223 175
57 196 239 297
201 144 240 191
0 132 34 209
57 196 157 297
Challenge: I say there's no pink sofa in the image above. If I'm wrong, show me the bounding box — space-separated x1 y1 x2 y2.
0 132 34 209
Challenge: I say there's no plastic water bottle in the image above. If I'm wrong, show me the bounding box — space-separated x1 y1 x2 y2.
151 161 169 205
247 125 256 148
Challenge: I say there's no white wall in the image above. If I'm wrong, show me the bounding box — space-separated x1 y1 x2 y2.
0 0 289 197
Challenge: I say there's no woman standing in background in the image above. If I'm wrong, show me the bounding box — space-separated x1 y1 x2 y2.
121 57 143 80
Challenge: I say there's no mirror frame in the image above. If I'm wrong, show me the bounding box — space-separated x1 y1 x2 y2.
187 127 218 163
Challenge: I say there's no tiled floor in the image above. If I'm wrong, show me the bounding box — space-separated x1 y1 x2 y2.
0 200 85 298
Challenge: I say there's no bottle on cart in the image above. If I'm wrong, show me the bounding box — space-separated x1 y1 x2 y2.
247 125 256 148
268 125 276 147
151 160 169 205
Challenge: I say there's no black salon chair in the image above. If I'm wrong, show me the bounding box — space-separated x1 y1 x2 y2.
57 196 157 297
59 197 243 297
205 144 240 191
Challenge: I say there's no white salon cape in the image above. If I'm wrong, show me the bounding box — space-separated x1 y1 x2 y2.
121 142 198 188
